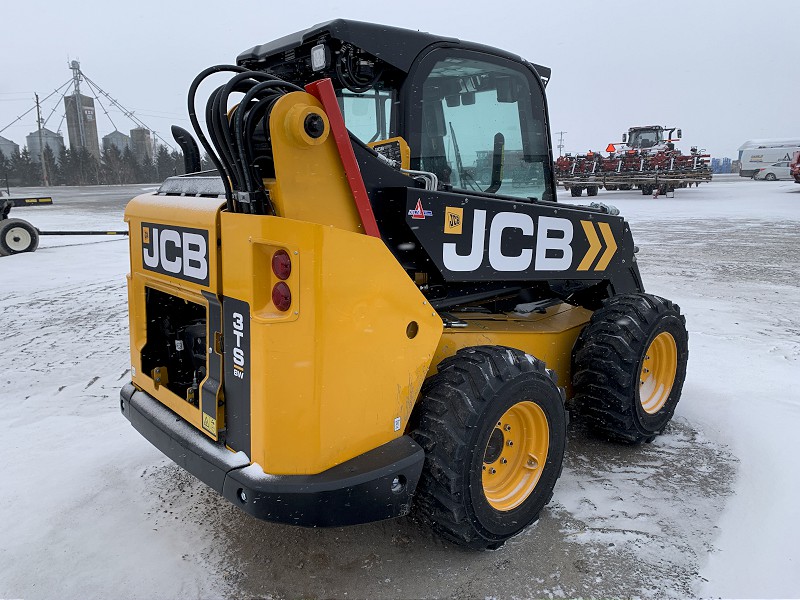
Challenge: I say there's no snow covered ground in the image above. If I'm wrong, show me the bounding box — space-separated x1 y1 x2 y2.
0 178 798 599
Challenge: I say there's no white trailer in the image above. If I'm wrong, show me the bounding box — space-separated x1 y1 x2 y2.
738 139 800 177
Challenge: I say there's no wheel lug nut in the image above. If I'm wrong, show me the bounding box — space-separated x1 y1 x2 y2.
490 468 496 474
501 458 508 464
507 440 513 446
504 425 511 431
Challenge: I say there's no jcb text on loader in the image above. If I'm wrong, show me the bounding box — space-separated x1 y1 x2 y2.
120 19 688 549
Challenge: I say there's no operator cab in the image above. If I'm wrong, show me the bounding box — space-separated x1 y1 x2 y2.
237 19 556 202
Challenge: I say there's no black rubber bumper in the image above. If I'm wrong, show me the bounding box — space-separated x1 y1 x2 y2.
120 383 424 526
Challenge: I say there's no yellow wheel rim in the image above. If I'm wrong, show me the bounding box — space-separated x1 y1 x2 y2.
639 332 678 414
482 401 549 512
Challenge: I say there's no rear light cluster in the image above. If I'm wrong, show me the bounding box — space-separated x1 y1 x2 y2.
271 249 292 311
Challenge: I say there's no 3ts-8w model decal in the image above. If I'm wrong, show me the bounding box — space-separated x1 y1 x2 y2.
223 297 251 455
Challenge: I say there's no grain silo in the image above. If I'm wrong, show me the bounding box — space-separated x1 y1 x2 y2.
103 130 131 154
130 127 153 164
0 135 20 158
26 128 66 163
64 61 101 159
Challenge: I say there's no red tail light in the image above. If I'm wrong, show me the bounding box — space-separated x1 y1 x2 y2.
272 282 291 311
272 249 291 280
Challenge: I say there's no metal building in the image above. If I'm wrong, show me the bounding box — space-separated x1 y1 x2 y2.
0 135 20 158
130 127 153 164
103 130 131 154
64 93 101 159
26 128 66 163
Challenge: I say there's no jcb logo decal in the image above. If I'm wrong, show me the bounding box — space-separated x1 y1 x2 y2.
578 221 617 271
442 210 619 273
142 223 209 285
443 210 575 272
445 207 463 234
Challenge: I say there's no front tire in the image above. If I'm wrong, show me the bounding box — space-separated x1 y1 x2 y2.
411 346 567 549
572 293 688 443
0 218 39 255
765 173 777 181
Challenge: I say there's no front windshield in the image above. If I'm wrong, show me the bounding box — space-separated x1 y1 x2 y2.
629 129 661 149
414 54 551 201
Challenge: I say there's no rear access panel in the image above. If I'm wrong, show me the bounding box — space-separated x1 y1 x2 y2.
125 194 225 439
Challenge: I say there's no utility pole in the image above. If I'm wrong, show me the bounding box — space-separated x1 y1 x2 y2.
35 93 50 187
555 131 567 157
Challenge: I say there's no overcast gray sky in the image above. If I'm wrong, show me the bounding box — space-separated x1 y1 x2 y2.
1 0 797 160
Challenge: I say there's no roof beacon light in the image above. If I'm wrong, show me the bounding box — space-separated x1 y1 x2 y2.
311 44 327 71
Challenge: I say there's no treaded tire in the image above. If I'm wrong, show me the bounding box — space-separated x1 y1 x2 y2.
0 218 39 255
410 346 567 550
587 186 599 197
572 293 688 443
570 187 583 197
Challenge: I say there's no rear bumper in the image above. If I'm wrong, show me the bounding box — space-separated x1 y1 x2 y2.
120 383 424 526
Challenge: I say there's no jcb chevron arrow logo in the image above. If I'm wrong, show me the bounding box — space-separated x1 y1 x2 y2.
442 209 617 273
578 221 617 271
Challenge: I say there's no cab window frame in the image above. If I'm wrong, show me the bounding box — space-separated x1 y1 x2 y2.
400 46 555 201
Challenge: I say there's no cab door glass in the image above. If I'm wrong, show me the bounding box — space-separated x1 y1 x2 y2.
416 54 551 200
340 89 393 144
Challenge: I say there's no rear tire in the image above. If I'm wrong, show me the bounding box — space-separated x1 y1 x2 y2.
411 346 567 549
0 218 39 255
572 293 688 443
570 187 583 197
587 186 599 197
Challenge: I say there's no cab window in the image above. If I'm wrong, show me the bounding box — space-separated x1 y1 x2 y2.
410 52 552 201
339 89 394 144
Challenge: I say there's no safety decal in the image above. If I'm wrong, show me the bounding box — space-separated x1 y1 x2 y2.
408 199 433 220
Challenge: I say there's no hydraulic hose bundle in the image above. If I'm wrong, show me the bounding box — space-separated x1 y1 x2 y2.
187 65 304 215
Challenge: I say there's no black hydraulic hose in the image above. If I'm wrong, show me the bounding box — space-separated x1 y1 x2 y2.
210 83 251 197
187 65 248 211
241 95 284 214
236 79 302 192
206 86 241 211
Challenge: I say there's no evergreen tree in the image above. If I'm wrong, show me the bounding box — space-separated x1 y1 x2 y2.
0 150 9 191
170 150 185 175
155 145 173 181
42 144 59 186
10 149 37 186
122 146 140 184
139 155 157 184
56 148 69 185
101 146 126 185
